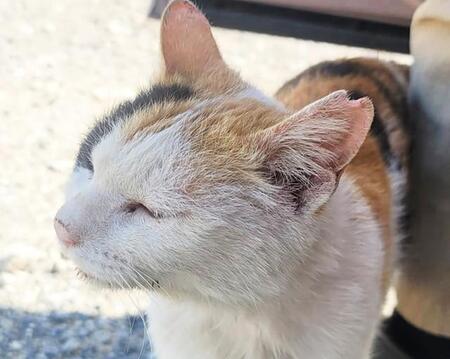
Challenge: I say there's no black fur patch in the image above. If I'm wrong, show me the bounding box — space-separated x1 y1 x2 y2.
348 90 394 166
75 84 194 171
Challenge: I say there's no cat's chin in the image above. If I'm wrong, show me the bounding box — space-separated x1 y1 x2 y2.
74 267 118 289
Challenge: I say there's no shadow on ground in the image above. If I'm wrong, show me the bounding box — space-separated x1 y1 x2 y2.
0 307 151 359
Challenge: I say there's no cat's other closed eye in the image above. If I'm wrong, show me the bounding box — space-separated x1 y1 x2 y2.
123 202 162 219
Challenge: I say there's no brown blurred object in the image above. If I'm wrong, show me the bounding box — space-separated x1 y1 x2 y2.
242 0 423 26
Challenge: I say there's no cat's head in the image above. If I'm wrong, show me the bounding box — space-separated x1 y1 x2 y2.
54 0 373 306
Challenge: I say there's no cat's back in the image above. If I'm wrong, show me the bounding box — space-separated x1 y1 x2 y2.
276 57 410 292
276 57 410 166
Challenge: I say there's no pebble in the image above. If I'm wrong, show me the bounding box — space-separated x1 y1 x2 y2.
10 340 22 350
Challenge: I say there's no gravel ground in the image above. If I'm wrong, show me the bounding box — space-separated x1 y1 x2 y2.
0 0 411 357
0 309 150 359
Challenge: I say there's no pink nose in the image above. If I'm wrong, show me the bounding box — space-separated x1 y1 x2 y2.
54 218 80 247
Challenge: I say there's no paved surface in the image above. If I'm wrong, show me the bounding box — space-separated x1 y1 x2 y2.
0 0 411 357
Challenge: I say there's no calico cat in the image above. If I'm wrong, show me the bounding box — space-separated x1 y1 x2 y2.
54 1 409 358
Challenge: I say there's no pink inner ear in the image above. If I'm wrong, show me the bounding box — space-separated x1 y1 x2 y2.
262 90 374 173
161 0 224 76
306 91 374 172
330 93 374 172
329 94 374 171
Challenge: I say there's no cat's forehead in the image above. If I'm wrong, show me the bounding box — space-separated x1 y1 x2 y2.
129 86 282 141
90 118 190 199
75 80 285 196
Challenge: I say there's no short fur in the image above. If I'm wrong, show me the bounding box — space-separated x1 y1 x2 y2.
55 1 409 358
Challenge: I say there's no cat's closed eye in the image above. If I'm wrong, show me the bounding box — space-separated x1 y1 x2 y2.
124 202 162 219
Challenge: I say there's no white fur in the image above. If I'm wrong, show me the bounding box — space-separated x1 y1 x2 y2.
65 167 92 199
58 100 394 359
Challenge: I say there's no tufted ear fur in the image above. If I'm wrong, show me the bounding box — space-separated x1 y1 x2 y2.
257 90 374 213
160 0 225 77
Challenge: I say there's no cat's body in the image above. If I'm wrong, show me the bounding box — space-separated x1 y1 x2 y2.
54 2 409 358
147 58 409 359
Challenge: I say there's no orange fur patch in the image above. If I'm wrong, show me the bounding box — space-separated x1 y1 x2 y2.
122 99 196 141
184 99 286 191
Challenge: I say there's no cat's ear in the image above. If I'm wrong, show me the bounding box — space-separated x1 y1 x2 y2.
257 90 374 213
160 0 225 76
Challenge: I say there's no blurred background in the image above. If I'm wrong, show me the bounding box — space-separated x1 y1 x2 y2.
0 0 414 358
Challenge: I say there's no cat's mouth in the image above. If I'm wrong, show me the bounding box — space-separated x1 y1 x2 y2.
75 267 116 288
74 266 161 290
